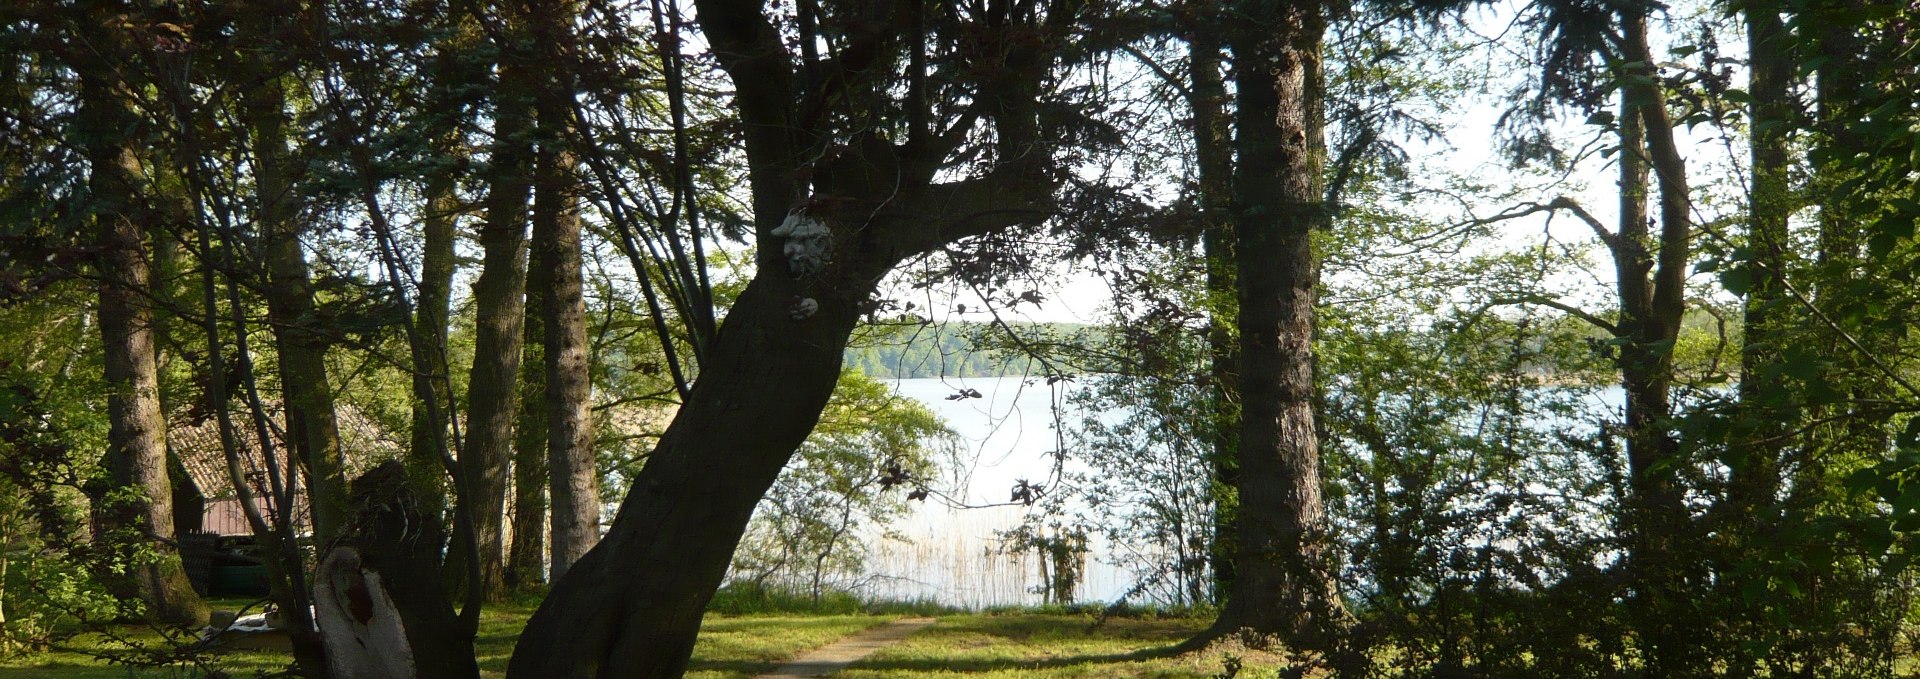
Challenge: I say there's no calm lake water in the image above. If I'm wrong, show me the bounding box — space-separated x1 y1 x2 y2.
857 375 1134 608
850 376 1632 609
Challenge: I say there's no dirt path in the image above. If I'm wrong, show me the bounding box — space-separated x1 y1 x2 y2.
751 617 938 678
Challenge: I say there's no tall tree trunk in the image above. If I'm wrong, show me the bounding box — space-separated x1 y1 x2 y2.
507 276 548 591
1613 13 1703 672
410 159 459 502
243 8 349 546
1812 0 1865 294
77 3 208 627
459 52 536 603
1731 0 1790 538
407 22 476 553
1189 25 1239 604
535 146 599 581
1716 2 1797 665
1213 0 1346 649
522 0 597 583
1805 0 1887 505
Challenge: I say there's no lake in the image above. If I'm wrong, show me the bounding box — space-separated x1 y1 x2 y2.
855 375 1139 608
847 376 1632 609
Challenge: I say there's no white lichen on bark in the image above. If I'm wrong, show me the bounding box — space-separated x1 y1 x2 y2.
770 210 832 277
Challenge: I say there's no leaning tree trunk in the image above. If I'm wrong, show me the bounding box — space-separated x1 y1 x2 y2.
76 5 208 627
533 146 599 581
505 0 1058 672
1211 0 1346 650
458 54 536 603
507 270 874 678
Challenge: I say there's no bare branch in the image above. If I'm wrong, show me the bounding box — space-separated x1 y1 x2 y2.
1490 295 1619 335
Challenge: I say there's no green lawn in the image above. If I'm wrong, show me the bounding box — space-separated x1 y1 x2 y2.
0 604 1303 679
837 614 1302 679
0 603 890 679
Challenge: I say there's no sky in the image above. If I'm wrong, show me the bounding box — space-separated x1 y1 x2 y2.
908 0 1751 327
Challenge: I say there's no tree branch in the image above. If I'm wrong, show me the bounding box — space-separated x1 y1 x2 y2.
1490 295 1619 335
874 171 1055 263
1469 196 1616 246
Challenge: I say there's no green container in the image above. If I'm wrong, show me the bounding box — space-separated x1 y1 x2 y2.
209 564 271 597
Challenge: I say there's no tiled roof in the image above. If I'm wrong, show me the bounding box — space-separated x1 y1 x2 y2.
169 402 404 501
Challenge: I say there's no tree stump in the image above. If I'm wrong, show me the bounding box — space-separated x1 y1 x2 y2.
313 461 477 679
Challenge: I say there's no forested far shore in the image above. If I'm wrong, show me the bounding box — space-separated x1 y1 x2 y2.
843 321 1092 379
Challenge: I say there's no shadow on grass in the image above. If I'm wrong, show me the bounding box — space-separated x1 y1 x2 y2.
685 649 1185 676
840 644 1187 674
685 659 781 675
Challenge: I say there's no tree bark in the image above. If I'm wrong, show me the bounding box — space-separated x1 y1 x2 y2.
1213 0 1346 649
1188 25 1240 605
508 275 548 591
535 146 599 581
1612 14 1704 671
521 0 597 581
77 2 208 627
242 7 349 546
459 51 536 603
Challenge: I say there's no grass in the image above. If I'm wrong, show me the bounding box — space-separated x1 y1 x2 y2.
837 614 1305 679
0 601 893 679
706 581 959 617
0 597 1304 679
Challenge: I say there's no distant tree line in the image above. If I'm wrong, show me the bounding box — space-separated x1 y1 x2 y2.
843 321 1092 379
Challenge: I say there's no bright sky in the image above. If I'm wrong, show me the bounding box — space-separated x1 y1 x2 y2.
913 0 1750 327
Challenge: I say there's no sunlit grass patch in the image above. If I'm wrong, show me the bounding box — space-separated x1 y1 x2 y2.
686 614 897 679
0 625 292 679
835 614 1308 678
0 607 1343 679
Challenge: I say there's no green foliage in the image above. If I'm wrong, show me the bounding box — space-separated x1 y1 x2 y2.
1062 367 1223 607
0 351 146 654
730 370 958 599
0 548 125 652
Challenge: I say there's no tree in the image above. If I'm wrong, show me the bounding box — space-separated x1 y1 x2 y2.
1188 10 1241 603
506 0 1080 673
460 6 538 603
1206 0 1349 650
73 0 208 627
515 0 599 584
241 0 352 547
507 258 548 591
